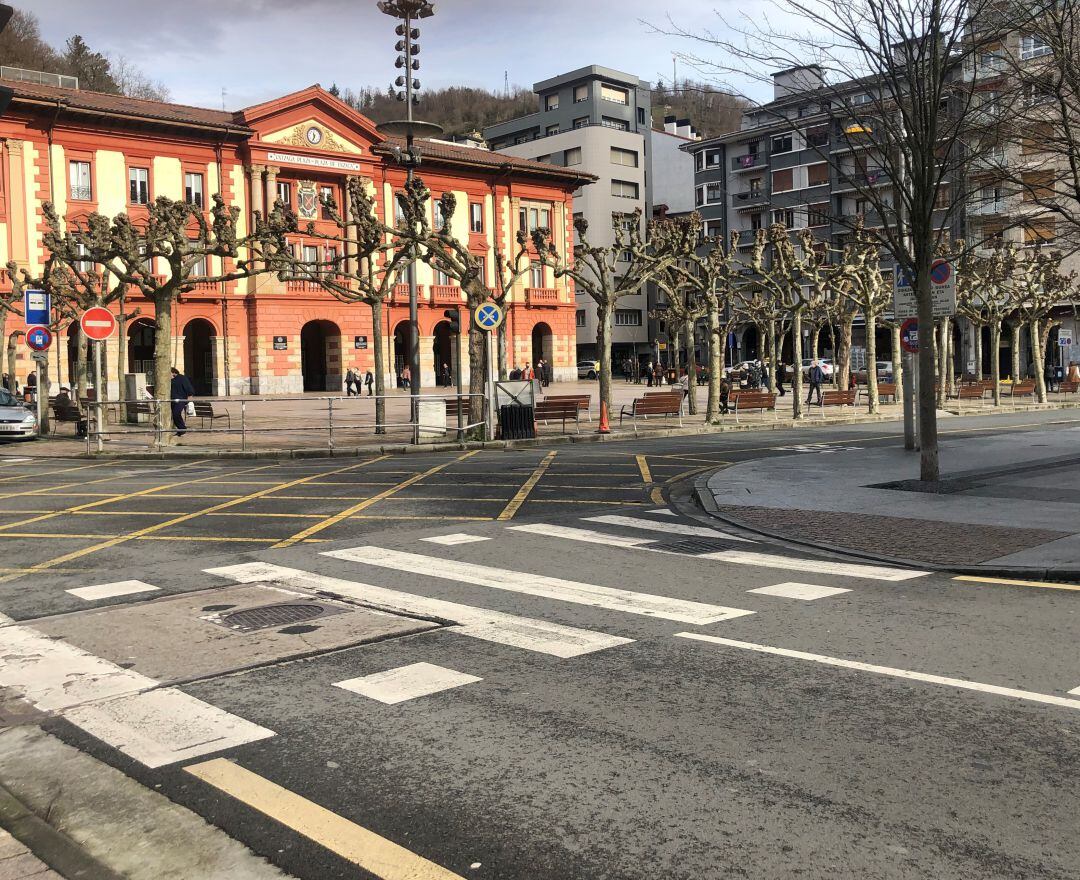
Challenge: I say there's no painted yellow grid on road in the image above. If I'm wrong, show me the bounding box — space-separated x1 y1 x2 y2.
497 451 557 521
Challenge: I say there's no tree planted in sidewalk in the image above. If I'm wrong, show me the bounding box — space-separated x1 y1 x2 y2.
837 226 894 412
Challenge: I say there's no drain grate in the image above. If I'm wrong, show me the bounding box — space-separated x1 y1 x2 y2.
217 602 339 633
647 538 737 555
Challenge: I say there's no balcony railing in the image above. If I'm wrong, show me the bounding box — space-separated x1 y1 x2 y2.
70 185 92 201
391 283 426 303
732 191 769 209
431 284 461 303
526 287 559 307
285 279 324 293
731 153 765 172
968 200 1007 216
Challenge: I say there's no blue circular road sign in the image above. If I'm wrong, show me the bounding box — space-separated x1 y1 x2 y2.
474 301 505 332
26 325 52 352
930 259 952 286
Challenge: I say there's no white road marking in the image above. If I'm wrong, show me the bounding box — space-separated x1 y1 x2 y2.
0 458 31 463
647 509 677 516
0 626 274 765
701 550 927 582
66 580 160 601
747 582 852 601
509 522 656 549
584 514 754 543
207 562 632 658
64 688 274 768
326 546 754 625
1069 686 1080 696
420 534 491 546
334 663 481 704
675 633 1080 711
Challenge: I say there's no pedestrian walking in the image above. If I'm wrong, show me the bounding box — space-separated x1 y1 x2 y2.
1069 361 1080 384
364 370 374 396
776 361 787 396
678 369 690 399
344 368 358 397
441 363 451 387
646 361 654 387
401 365 411 390
806 359 824 406
170 367 195 437
719 375 731 414
761 358 771 391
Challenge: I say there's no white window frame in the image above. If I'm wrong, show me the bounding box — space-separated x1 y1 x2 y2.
184 172 204 209
611 147 639 168
611 179 639 200
69 161 92 201
601 84 629 105
529 262 544 288
128 166 149 205
614 309 643 327
565 147 583 166
470 202 484 234
1020 34 1051 60
770 133 794 155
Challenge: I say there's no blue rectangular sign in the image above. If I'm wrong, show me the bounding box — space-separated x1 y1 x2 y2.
24 289 50 327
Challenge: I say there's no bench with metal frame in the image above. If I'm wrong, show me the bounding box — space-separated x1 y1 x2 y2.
192 400 231 430
619 392 684 433
538 394 592 422
534 399 585 433
876 382 898 403
1008 381 1036 399
730 391 777 423
818 388 859 416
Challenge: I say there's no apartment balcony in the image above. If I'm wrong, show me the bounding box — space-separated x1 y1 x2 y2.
431 284 463 304
731 190 769 210
391 283 427 304
962 59 1007 81
834 169 891 192
285 279 325 293
526 287 559 307
731 153 766 172
968 200 1007 216
734 229 759 248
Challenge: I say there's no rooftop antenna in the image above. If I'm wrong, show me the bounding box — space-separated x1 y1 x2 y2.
504 70 509 98
221 87 227 111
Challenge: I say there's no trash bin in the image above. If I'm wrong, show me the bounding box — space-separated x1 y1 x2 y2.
75 418 89 439
498 404 535 440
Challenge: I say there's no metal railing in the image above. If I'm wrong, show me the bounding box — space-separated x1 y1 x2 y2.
86 393 488 454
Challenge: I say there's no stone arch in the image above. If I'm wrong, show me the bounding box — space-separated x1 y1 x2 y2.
183 318 217 396
300 319 342 393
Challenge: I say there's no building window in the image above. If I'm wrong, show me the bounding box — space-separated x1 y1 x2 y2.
1024 219 1056 245
705 150 723 168
771 208 795 227
602 117 629 131
695 186 704 207
772 168 794 193
565 147 583 166
614 309 642 326
638 107 646 126
1025 78 1055 107
1022 122 1053 154
750 212 763 231
184 172 204 209
573 116 589 129
73 241 92 273
771 133 793 154
574 85 589 103
519 205 551 233
807 163 829 187
128 167 149 205
611 179 639 199
530 262 544 287
1020 34 1051 60
601 84 629 104
302 244 319 277
805 125 829 148
705 221 724 239
515 135 531 145
434 199 447 230
546 124 560 136
277 181 292 208
617 248 632 262
749 177 763 195
850 92 873 106
191 241 208 277
705 183 723 204
807 202 831 228
1022 170 1055 201
545 94 560 111
470 202 484 233
611 147 639 167
576 310 586 327
69 161 92 201
320 185 334 219
431 267 449 286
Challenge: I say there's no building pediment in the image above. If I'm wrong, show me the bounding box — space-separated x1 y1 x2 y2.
263 119 363 155
240 86 384 157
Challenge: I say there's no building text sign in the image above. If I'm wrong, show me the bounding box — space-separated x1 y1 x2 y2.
266 152 362 173
893 259 956 320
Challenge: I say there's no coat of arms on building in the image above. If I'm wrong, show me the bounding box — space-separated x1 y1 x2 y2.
297 181 319 220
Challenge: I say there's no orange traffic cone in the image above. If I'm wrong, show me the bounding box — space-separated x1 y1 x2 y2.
598 401 611 435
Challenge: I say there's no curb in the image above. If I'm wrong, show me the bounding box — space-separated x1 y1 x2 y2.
691 471 1080 583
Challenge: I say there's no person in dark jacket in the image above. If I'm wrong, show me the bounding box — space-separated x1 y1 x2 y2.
364 370 374 396
806 360 825 406
170 367 195 436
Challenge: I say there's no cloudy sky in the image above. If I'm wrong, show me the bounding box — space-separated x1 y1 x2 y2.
27 0 770 110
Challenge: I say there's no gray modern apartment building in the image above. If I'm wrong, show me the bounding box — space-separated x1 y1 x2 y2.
485 65 696 364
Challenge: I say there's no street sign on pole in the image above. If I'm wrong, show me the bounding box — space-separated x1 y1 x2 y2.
1059 335 1073 347
80 307 117 341
473 301 504 332
23 290 50 327
25 325 52 352
900 318 919 354
893 260 956 320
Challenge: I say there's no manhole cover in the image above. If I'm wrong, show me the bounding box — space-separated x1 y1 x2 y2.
647 538 737 555
214 602 341 633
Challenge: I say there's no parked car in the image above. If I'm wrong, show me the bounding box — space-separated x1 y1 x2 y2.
855 361 895 383
577 360 600 380
800 358 835 379
0 387 37 440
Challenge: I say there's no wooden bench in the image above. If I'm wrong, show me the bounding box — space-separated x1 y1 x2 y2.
876 382 898 403
534 399 585 433
818 388 858 416
1009 382 1036 399
539 394 591 422
619 393 683 433
730 391 777 423
193 400 230 429
1058 379 1080 398
954 385 989 412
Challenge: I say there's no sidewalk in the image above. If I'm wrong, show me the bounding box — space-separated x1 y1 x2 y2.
697 423 1080 576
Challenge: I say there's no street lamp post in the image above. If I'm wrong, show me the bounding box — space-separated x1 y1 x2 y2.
376 0 442 445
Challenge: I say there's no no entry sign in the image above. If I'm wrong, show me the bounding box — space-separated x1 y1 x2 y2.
900 318 919 354
80 307 117 341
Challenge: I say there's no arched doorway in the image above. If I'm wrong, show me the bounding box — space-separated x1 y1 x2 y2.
433 322 453 386
128 319 155 380
531 322 553 368
301 320 341 392
393 321 416 387
183 319 216 395
740 325 759 361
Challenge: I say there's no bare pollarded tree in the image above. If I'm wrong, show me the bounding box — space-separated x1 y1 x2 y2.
655 0 1040 477
1011 246 1075 400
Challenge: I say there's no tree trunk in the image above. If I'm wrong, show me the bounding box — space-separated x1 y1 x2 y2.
497 321 508 381
990 322 1002 405
866 311 879 414
891 323 902 391
597 300 614 419
792 309 804 419
942 317 955 400
934 318 946 408
1031 320 1047 403
767 319 777 392
972 322 982 382
371 299 387 434
706 301 722 423
73 322 88 407
6 332 19 393
152 290 174 447
1011 322 1022 382
467 321 485 430
684 315 698 416
825 323 835 361
810 325 821 361
916 266 939 481
836 315 854 391
117 296 128 406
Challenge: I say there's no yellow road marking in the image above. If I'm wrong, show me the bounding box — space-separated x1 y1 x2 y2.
0 457 389 583
0 533 326 544
350 515 493 522
497 451 557 522
272 453 478 549
635 455 652 484
954 575 1080 592
186 759 465 880
0 458 217 501
650 487 665 505
530 499 647 505
0 461 111 486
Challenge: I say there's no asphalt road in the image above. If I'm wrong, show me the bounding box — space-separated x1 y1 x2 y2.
1 410 1079 880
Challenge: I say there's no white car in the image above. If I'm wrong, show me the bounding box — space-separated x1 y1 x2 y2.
801 358 835 379
0 388 37 439
577 361 599 380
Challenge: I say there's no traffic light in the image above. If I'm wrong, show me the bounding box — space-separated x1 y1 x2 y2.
443 309 460 335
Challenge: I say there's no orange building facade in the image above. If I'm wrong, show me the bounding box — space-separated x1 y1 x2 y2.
0 82 589 395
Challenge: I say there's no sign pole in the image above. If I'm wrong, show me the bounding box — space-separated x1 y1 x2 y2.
35 361 42 435
485 331 496 442
455 314 464 441
93 339 104 453
902 350 915 451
